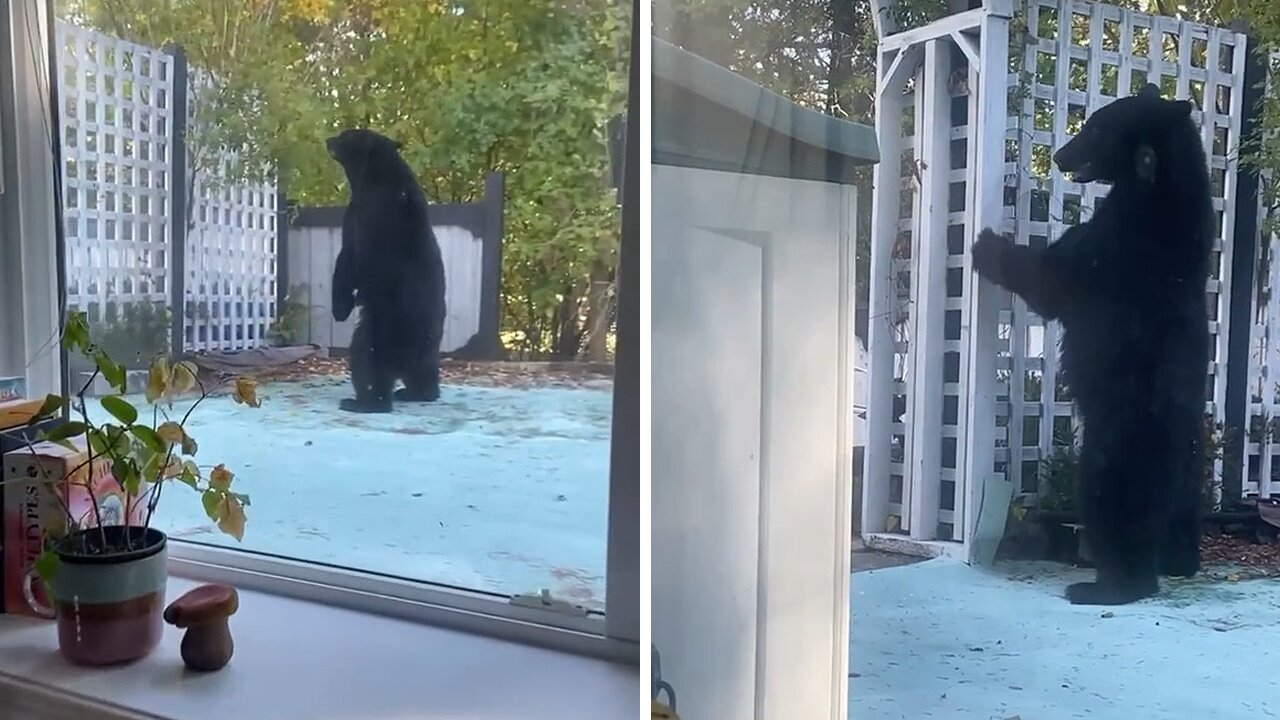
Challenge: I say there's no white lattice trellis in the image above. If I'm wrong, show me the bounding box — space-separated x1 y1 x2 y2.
185 169 278 351
1243 53 1280 500
58 23 175 328
56 21 280 355
864 0 1252 561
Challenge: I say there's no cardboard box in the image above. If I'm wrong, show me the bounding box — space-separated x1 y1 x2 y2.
2 437 151 616
0 377 24 404
0 398 45 432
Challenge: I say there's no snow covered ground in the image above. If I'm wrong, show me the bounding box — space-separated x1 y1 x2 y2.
849 558 1280 720
110 376 613 610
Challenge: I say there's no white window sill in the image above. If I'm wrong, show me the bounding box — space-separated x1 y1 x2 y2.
0 576 640 720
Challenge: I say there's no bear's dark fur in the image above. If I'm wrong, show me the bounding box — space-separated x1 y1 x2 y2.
328 128 447 413
971 84 1213 605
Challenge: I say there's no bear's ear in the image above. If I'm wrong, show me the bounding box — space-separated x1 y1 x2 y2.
1138 83 1161 99
1159 99 1195 122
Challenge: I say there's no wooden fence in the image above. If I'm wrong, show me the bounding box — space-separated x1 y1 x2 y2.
284 172 505 360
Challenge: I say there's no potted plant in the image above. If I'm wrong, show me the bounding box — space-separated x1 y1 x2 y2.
0 311 260 666
1030 417 1229 565
1033 431 1087 565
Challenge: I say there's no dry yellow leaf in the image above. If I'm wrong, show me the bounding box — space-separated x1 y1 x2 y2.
209 464 234 491
156 421 186 444
146 357 170 404
170 361 200 396
217 494 247 542
233 377 262 408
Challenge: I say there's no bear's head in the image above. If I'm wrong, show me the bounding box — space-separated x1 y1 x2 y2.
326 128 405 175
1052 83 1196 185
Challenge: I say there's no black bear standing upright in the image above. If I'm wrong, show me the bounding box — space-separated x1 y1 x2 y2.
327 128 447 413
971 84 1213 605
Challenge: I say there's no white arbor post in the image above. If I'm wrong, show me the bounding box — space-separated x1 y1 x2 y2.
865 0 1253 563
864 1 1013 563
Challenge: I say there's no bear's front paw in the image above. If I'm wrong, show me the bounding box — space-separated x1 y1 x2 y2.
333 294 355 322
971 229 1011 284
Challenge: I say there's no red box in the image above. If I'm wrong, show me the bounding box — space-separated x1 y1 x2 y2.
2 438 151 616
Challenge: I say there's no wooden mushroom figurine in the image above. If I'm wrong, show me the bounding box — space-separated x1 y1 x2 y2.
163 584 239 672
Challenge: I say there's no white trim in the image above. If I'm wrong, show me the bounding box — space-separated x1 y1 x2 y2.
863 37 907 537
961 12 1011 565
166 543 637 664
830 184 858 720
0 673 161 720
906 37 950 541
864 531 964 560
0 574 640 720
2 0 61 397
879 7 987 54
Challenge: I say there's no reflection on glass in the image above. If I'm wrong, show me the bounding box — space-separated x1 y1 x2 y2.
51 0 630 611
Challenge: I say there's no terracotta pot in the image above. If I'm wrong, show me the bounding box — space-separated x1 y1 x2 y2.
30 526 168 666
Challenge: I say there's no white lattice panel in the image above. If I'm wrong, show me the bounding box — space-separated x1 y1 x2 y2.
867 1 1254 553
185 157 278 352
1001 0 1246 499
1243 52 1280 499
56 22 174 327
1245 215 1280 498
56 22 280 355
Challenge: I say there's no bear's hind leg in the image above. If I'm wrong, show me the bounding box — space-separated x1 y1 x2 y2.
340 317 394 413
395 360 440 402
1160 506 1201 578
394 319 443 403
1065 425 1161 605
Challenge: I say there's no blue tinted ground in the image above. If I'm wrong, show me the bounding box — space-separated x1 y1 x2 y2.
103 376 613 611
850 557 1280 720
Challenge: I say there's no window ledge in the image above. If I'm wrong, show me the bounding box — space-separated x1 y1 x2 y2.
0 577 640 720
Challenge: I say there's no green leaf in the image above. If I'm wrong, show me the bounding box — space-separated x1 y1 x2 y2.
87 427 109 455
176 465 199 490
34 549 60 583
130 426 165 453
62 312 90 353
100 396 138 426
201 489 222 521
94 351 128 394
113 458 142 497
31 394 67 423
45 421 88 442
89 424 131 458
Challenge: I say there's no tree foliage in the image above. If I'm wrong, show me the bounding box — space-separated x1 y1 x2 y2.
57 0 630 359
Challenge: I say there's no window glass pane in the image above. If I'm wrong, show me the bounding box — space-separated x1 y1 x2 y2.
51 0 630 613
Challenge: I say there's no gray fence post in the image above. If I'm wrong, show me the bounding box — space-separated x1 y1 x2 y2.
1223 29 1267 505
276 189 291 323
479 171 505 359
165 43 189 358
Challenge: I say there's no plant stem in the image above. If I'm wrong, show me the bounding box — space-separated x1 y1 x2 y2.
73 368 110 552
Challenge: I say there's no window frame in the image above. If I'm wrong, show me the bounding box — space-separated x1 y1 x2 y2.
8 0 640 664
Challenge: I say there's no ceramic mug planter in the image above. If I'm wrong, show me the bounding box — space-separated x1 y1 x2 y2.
22 526 168 666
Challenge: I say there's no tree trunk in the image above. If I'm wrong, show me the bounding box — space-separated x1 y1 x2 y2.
551 284 584 360
581 260 614 363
